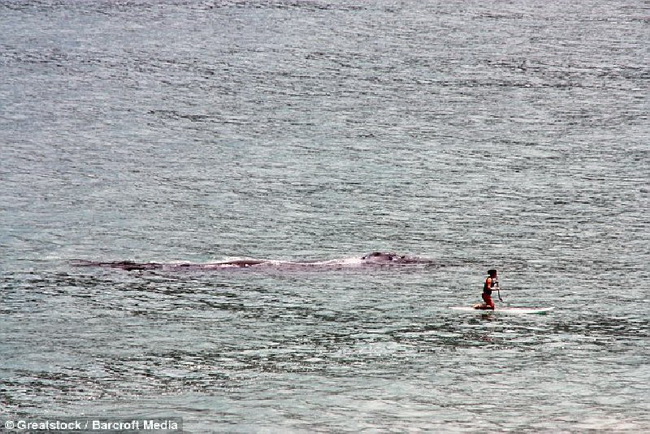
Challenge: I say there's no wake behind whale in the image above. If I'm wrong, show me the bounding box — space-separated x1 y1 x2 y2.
72 252 436 272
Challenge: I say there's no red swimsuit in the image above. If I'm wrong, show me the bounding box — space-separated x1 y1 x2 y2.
482 277 496 309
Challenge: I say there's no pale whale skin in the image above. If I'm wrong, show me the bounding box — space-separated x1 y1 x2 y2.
72 252 435 271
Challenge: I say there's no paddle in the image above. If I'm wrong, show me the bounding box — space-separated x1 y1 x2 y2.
495 282 504 302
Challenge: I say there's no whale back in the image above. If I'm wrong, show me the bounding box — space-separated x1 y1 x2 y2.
72 252 434 271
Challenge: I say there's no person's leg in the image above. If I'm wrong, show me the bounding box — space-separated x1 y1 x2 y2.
482 293 495 309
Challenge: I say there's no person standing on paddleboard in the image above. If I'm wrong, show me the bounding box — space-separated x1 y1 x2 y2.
478 269 499 310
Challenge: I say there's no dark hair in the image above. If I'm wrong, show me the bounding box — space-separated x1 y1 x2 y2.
488 269 497 276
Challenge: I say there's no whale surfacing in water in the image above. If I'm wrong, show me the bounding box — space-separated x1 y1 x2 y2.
360 252 423 264
72 252 433 271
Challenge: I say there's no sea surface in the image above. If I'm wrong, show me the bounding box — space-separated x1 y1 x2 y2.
1 0 648 432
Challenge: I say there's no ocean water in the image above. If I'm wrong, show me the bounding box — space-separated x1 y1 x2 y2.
1 0 648 432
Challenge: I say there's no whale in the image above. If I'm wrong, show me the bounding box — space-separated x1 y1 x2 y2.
360 251 425 264
72 252 435 271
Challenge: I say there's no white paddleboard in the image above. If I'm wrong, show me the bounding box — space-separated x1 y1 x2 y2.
450 306 555 315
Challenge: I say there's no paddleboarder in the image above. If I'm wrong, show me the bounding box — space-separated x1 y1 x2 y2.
476 269 499 310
